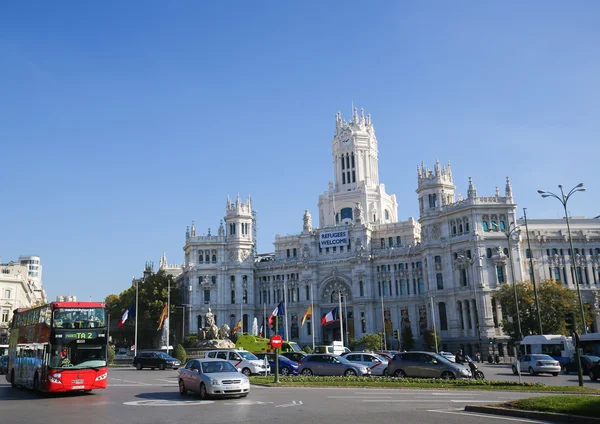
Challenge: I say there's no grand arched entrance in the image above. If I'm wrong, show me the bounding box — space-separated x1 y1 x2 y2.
319 277 354 345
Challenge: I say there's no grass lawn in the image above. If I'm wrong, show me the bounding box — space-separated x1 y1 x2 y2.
249 376 600 393
505 395 600 418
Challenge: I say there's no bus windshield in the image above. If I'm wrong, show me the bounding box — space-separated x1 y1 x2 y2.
53 307 106 329
50 342 107 369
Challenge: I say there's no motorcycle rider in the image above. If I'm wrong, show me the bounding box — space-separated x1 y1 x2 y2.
455 349 466 364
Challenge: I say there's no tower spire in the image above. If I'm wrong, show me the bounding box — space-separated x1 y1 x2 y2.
505 176 513 199
467 176 477 199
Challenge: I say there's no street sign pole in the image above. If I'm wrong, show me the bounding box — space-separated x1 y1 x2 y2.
572 313 584 387
274 316 279 383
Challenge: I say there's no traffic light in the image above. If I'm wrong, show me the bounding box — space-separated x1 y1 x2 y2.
393 329 400 340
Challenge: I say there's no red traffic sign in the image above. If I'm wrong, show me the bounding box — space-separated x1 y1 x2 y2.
270 335 283 349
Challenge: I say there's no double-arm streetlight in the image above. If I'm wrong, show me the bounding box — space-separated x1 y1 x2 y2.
493 221 523 341
538 183 587 334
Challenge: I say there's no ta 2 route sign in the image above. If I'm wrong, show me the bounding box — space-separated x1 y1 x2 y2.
270 335 283 349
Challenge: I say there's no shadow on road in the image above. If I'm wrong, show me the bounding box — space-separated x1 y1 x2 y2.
134 391 186 401
0 385 94 401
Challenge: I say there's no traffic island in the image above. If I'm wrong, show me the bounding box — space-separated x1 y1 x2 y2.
465 395 600 423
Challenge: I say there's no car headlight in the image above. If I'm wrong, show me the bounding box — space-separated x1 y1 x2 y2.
360 367 368 372
211 379 220 385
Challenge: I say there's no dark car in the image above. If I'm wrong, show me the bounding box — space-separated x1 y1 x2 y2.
255 353 299 376
297 354 371 377
0 355 8 375
281 351 308 363
133 351 181 370
589 360 600 382
563 355 600 375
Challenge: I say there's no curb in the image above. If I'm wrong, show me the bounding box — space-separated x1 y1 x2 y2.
464 405 600 423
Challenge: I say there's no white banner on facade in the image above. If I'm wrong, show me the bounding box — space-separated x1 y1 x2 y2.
319 229 349 248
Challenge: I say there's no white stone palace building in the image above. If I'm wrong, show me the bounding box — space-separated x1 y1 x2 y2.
167 109 600 356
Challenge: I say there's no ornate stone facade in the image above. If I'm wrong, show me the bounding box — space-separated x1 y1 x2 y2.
168 109 600 357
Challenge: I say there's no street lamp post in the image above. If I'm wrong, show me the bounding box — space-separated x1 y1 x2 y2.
538 183 587 334
494 222 523 341
522 208 543 335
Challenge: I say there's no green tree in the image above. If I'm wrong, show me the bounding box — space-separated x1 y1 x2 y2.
401 326 415 351
492 279 594 341
423 327 441 351
104 270 181 348
360 332 385 351
173 344 187 363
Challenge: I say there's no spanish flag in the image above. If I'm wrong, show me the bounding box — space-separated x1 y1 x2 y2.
157 305 168 331
232 319 242 335
301 304 312 327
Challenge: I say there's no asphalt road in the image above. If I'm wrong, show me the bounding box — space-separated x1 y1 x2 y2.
0 368 569 424
474 362 599 387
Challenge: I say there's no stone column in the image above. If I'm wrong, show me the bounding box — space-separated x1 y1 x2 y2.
461 300 469 337
470 299 477 337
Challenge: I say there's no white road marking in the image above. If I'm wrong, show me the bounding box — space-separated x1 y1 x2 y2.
124 400 215 406
110 378 151 386
275 400 303 408
329 396 393 399
450 400 502 403
222 400 273 406
427 409 550 423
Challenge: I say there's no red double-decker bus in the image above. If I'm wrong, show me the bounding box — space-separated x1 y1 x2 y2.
6 302 108 392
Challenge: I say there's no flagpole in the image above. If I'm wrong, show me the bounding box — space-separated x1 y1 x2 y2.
283 280 289 341
311 284 315 350
134 278 138 357
430 296 438 353
338 290 344 346
241 290 243 335
166 278 170 354
263 303 266 338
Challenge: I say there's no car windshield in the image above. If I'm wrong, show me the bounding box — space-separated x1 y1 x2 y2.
532 355 554 360
202 361 237 373
585 356 600 362
53 307 105 329
51 343 106 369
238 351 258 360
158 353 175 360
432 354 453 364
336 356 350 364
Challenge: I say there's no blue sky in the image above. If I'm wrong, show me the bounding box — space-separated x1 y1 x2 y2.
2 1 599 302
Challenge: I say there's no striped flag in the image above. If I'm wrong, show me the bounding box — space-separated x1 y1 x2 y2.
157 305 168 331
301 305 312 327
232 319 242 335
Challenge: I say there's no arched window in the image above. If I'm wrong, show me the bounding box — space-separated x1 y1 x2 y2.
231 290 235 304
359 281 364 297
199 252 204 263
432 193 438 208
482 221 489 231
439 302 448 331
243 314 248 333
453 225 457 235
384 210 390 221
211 276 217 284
491 220 497 230
459 224 463 233
340 207 353 221
436 273 444 290
205 254 210 262
434 255 441 263
457 302 464 329
503 248 509 257
499 221 506 230
465 220 470 232
243 290 248 304
212 254 217 263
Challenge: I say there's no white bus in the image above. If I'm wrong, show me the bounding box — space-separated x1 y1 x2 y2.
580 332 600 357
519 335 573 364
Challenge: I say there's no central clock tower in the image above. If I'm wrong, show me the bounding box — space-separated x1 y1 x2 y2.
317 107 398 227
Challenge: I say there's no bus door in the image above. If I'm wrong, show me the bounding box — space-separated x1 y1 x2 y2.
41 344 50 385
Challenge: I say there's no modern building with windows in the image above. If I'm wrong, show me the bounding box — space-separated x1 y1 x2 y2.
167 109 600 357
0 256 47 344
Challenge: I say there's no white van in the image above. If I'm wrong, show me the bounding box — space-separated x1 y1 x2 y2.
203 349 270 376
314 341 350 355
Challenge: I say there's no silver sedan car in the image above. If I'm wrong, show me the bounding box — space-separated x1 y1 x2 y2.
298 354 371 377
178 359 250 399
512 354 561 376
341 352 389 376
